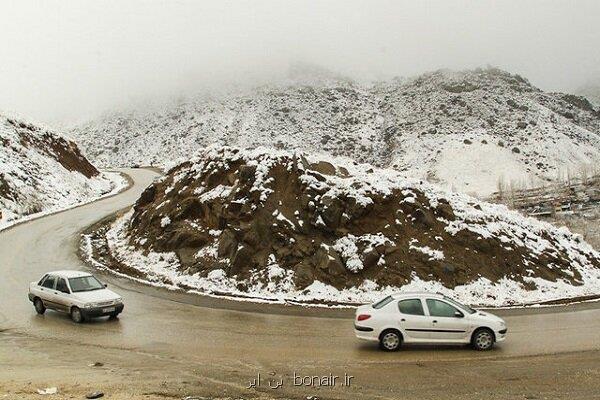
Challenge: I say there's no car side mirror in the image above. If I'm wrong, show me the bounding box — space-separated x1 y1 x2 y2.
104 283 108 288
454 311 464 318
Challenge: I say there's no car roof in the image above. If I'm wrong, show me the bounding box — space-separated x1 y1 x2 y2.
46 270 93 279
390 292 446 300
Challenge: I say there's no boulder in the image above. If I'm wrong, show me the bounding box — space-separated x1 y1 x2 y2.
218 229 238 258
311 161 336 176
293 262 315 289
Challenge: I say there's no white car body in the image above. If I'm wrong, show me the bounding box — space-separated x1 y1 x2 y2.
354 292 507 350
28 270 124 322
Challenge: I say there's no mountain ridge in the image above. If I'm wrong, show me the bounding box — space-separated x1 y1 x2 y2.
71 67 600 196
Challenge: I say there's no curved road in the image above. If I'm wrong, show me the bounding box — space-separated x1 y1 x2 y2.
1 168 600 399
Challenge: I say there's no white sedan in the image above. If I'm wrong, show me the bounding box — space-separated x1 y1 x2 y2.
28 270 124 323
354 292 507 351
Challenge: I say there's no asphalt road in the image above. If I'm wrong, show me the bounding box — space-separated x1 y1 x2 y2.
1 168 600 399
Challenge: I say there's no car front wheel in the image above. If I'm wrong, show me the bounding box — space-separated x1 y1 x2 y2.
34 298 46 315
472 328 495 351
71 307 85 323
379 329 402 351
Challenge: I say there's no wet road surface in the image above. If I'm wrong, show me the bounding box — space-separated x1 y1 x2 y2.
1 168 600 399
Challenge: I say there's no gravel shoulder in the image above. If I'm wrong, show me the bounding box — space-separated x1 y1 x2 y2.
2 328 599 400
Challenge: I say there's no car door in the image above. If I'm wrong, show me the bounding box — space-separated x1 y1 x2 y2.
397 298 432 341
425 298 470 342
38 275 59 309
53 277 72 312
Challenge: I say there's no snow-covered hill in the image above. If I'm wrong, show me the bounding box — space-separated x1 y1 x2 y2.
0 114 123 228
90 146 600 307
72 67 600 196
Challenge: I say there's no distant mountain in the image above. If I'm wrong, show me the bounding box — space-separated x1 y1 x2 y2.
577 81 600 106
0 114 118 227
71 67 600 196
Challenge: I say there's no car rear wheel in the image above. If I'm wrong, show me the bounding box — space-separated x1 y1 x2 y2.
379 329 402 351
34 298 46 315
108 312 119 319
472 328 494 351
71 307 85 323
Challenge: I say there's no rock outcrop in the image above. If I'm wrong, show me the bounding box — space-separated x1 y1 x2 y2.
104 146 600 305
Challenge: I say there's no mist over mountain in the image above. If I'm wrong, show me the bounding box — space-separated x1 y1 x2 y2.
2 1 599 124
578 80 600 106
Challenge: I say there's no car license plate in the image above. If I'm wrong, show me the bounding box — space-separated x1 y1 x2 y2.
102 307 115 313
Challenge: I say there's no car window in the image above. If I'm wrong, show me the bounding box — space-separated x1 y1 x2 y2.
398 299 425 315
38 274 48 286
41 275 56 289
56 278 70 294
426 299 461 317
68 276 104 292
443 296 476 314
372 296 393 309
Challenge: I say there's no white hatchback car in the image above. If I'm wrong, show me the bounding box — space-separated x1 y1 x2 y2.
354 292 507 351
28 270 124 323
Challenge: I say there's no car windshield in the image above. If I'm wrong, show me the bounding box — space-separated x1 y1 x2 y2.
443 296 477 314
68 276 104 292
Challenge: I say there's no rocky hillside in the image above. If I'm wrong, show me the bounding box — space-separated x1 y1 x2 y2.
101 146 600 306
0 114 120 228
72 67 600 196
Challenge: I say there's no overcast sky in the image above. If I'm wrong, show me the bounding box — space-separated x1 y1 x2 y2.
1 0 599 124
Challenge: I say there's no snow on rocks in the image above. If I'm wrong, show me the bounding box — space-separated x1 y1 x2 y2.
332 236 363 273
409 239 445 261
160 216 171 227
100 146 600 307
0 114 123 230
334 234 394 273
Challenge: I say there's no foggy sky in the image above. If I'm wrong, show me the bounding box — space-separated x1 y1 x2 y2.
1 0 599 125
